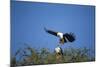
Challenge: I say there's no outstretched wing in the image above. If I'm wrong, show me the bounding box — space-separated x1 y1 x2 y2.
64 32 75 42
44 28 58 36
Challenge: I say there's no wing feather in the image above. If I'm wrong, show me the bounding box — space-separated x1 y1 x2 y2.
64 33 75 42
44 28 57 36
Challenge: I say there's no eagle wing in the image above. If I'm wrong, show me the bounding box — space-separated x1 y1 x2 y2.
64 33 75 42
44 28 58 36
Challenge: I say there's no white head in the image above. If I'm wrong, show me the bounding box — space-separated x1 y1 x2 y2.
57 32 63 38
55 47 61 53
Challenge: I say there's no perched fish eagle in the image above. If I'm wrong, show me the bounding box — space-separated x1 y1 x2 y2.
55 47 64 61
44 28 75 44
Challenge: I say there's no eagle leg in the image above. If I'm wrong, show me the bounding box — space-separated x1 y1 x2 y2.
59 38 64 44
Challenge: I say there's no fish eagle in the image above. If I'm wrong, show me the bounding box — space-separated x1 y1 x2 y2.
44 28 75 44
55 47 64 61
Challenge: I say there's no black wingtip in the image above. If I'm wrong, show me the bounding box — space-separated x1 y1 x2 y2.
68 32 76 42
64 32 76 42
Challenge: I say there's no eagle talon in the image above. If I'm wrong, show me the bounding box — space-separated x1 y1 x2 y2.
59 38 64 44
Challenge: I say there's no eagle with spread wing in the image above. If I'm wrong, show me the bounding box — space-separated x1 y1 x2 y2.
44 28 75 44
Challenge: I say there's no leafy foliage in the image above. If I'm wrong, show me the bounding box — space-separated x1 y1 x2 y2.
11 44 95 67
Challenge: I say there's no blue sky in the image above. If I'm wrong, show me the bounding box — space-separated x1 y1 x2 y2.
11 1 95 56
